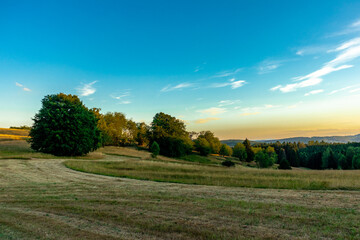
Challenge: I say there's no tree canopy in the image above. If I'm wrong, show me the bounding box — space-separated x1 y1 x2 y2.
29 93 101 156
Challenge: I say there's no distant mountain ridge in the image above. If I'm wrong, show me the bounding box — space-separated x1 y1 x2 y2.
221 134 360 147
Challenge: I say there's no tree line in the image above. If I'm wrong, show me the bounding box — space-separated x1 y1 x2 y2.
28 93 360 170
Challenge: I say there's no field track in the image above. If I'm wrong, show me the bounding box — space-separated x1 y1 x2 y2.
1 156 360 239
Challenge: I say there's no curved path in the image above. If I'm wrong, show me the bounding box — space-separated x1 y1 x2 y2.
0 157 359 239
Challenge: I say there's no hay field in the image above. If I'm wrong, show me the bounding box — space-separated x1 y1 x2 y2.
0 142 359 239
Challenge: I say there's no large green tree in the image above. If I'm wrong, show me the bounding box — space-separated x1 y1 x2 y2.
29 93 101 156
150 112 193 157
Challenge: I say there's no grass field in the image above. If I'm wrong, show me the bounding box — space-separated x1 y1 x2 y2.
0 128 29 141
1 138 360 239
64 158 360 190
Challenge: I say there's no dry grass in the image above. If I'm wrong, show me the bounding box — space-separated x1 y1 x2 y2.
65 158 360 190
1 143 360 239
0 140 103 160
0 128 29 141
0 156 359 239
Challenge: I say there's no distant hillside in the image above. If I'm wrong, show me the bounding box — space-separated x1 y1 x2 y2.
222 134 360 147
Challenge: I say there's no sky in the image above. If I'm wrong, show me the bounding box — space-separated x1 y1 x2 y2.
1 0 360 140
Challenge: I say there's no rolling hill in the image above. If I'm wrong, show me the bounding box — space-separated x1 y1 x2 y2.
222 134 360 146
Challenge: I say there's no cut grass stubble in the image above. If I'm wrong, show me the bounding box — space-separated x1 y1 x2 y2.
64 159 360 190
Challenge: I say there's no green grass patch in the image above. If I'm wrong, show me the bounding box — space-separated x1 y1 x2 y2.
64 159 360 190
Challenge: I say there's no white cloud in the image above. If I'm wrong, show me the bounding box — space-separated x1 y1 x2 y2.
161 82 192 92
111 91 131 104
352 20 360 27
111 92 130 100
218 99 241 107
279 78 323 93
329 86 353 95
349 88 360 93
273 35 360 93
77 81 97 96
270 85 282 91
198 107 226 115
15 82 31 92
329 19 360 36
304 89 324 96
195 117 220 124
213 68 242 78
118 100 131 104
293 65 353 82
295 45 330 56
258 60 283 74
211 79 246 89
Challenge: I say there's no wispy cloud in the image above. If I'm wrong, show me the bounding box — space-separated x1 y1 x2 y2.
257 59 284 74
270 85 282 91
272 35 360 93
329 86 353 95
304 89 324 96
195 117 220 124
211 78 246 89
218 99 241 107
111 91 131 104
77 81 97 96
198 107 226 115
349 88 360 93
295 45 331 56
329 19 360 37
212 68 242 78
161 82 193 92
15 82 31 92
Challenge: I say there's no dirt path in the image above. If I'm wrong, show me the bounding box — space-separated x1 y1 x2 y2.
0 157 359 239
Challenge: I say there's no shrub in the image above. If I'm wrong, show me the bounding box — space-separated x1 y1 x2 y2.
221 160 235 167
150 141 160 158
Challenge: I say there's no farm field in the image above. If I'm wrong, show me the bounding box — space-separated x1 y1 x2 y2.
0 140 359 239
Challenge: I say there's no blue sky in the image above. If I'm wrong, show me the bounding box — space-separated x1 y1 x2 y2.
1 0 360 139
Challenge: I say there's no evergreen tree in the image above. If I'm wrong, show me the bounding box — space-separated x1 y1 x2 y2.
243 138 255 162
150 141 160 158
278 149 291 169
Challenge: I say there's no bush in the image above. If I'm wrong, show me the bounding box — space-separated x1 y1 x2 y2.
221 160 235 167
29 93 101 156
150 141 160 158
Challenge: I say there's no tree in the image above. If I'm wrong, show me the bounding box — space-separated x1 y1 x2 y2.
196 131 221 154
278 149 291 169
29 93 100 156
150 112 193 157
243 138 254 162
194 138 211 156
136 122 150 146
232 142 247 161
150 141 160 158
219 144 232 157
